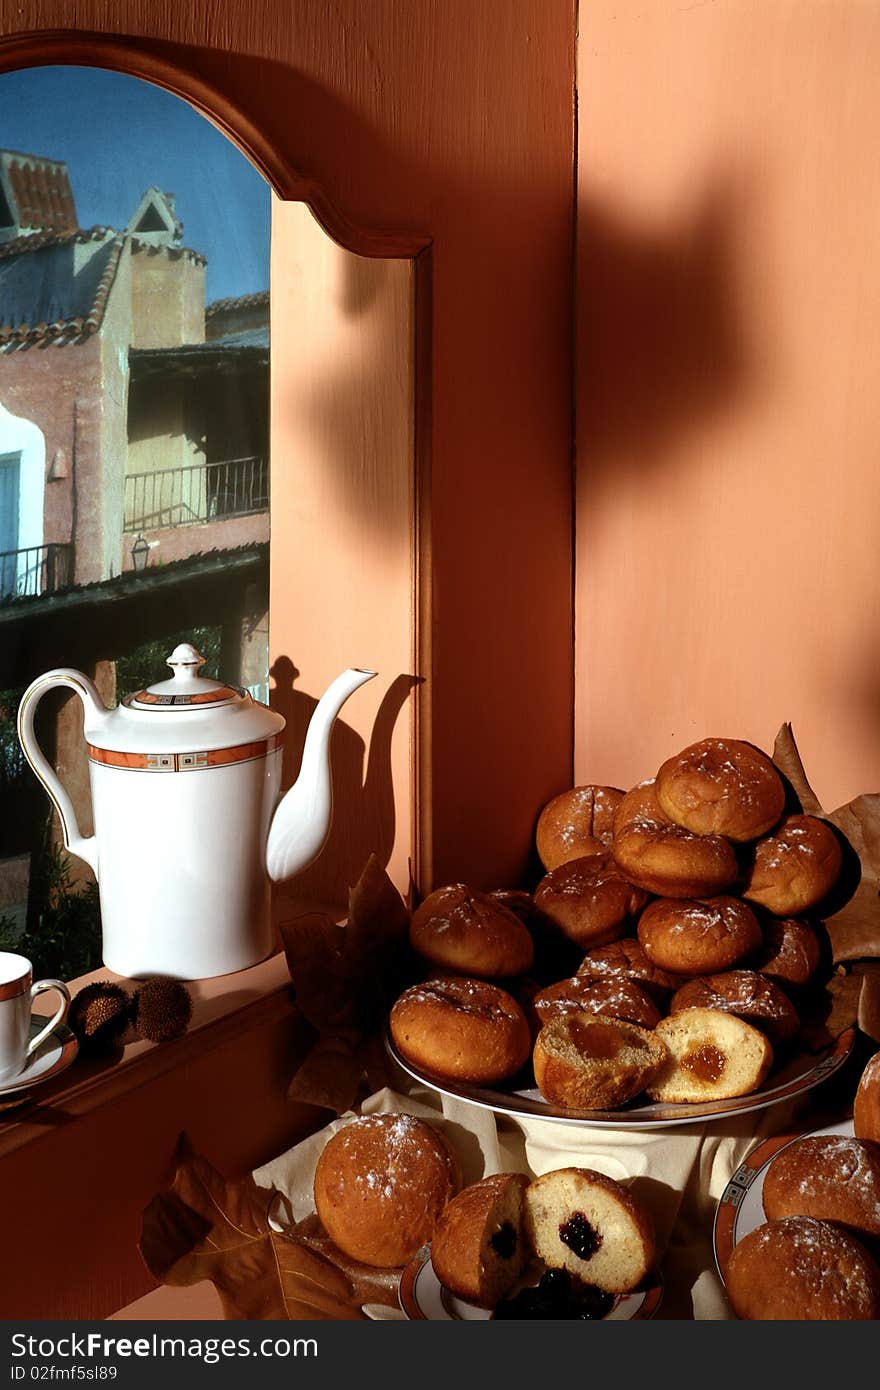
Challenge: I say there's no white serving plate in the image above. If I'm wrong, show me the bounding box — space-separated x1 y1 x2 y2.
385 1027 856 1131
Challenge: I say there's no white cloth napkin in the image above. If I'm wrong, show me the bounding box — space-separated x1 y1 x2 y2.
252 1080 802 1319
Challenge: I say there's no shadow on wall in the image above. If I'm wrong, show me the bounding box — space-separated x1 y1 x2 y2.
577 176 754 482
269 655 417 909
282 250 410 539
71 31 574 890
82 33 569 528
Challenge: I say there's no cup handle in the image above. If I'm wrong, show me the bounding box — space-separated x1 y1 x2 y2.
27 980 71 1059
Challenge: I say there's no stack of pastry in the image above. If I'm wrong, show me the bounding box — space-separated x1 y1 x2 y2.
389 736 848 1111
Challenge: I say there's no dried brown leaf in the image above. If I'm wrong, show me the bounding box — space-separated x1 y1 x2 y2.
348 852 410 955
799 971 865 1052
772 725 880 964
287 1213 402 1311
286 1033 365 1113
280 913 355 1033
281 855 410 1035
280 857 411 1111
857 967 880 1043
139 1140 365 1320
771 724 824 815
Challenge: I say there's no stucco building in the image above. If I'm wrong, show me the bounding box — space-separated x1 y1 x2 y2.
0 148 268 596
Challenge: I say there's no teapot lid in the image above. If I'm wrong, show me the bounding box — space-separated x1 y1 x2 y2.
125 643 243 710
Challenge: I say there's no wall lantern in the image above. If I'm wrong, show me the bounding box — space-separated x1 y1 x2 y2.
47 448 69 481
131 534 150 572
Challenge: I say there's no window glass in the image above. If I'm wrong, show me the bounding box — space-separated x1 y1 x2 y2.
0 66 271 976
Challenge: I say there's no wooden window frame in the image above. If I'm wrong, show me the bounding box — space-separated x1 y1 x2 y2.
0 28 431 1319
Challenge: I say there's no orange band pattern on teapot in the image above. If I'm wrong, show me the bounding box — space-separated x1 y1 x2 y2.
124 686 241 708
87 733 281 772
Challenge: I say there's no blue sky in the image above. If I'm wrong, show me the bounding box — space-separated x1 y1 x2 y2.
0 66 270 302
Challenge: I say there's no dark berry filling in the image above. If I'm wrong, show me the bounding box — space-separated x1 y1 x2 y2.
493 1269 613 1320
558 1211 602 1260
489 1222 518 1259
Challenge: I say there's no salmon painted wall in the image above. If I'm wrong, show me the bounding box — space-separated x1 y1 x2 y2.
0 0 577 897
576 1 880 812
269 202 415 909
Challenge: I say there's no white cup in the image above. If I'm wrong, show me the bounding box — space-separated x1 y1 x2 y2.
0 951 71 1083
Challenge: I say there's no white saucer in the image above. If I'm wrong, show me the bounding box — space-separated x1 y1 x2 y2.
0 1014 79 1098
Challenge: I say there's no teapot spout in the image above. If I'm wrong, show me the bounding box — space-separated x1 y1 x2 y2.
266 667 376 883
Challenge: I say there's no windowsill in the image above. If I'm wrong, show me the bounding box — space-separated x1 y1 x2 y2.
110 1281 225 1321
0 950 296 1158
0 919 339 1319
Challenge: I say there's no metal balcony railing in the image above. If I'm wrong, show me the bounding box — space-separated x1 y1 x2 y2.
123 456 269 534
0 543 72 600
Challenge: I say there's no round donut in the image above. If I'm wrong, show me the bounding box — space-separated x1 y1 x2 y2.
646 1007 773 1102
669 969 800 1048
409 884 534 979
532 1013 669 1110
762 1134 880 1241
536 785 625 871
389 977 532 1085
487 890 576 975
637 896 763 976
655 738 785 843
533 852 649 950
742 814 843 915
524 1167 656 1293
854 1052 880 1144
611 781 739 899
575 937 684 1001
531 975 662 1031
756 915 823 988
725 1216 880 1320
488 889 555 934
313 1113 460 1268
430 1173 530 1308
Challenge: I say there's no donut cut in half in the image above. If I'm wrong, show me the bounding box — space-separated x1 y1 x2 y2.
430 1172 530 1308
523 1167 655 1293
645 1007 773 1102
532 1012 668 1110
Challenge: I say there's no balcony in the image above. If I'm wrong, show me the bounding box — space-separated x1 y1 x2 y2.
0 542 72 601
123 455 269 534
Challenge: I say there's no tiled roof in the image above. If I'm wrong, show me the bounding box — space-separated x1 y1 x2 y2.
0 224 115 261
204 327 269 349
0 229 206 352
129 331 268 378
206 290 269 318
0 543 269 626
0 229 123 351
0 151 78 236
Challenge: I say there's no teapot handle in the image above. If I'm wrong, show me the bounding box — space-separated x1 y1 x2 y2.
17 670 105 879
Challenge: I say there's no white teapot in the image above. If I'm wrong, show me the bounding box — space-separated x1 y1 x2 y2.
16 644 375 980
